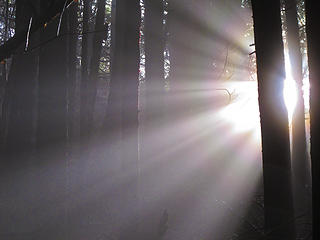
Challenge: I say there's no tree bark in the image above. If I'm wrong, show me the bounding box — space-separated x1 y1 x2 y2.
144 0 165 121
145 0 165 96
284 0 309 188
109 1 140 239
35 2 68 238
0 0 9 127
85 0 107 139
65 1 78 238
305 0 320 239
251 0 296 239
141 1 165 239
0 0 39 235
79 0 91 144
66 0 78 150
284 0 310 237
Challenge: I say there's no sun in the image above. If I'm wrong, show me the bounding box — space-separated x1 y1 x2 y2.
219 81 260 138
220 52 299 136
283 51 298 124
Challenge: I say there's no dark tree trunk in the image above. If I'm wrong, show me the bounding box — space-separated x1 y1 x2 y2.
92 1 124 237
145 0 165 99
77 1 91 226
98 4 124 237
109 1 140 239
284 0 309 188
66 0 78 150
65 2 78 238
284 0 310 237
75 0 109 236
35 2 68 238
251 0 296 239
80 0 91 144
0 0 9 144
144 0 165 121
306 0 320 239
0 0 38 235
85 0 107 138
3 0 38 161
167 0 196 122
0 62 6 143
141 1 165 239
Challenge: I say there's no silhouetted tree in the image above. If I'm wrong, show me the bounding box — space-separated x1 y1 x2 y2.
80 0 91 145
65 1 78 237
306 0 320 239
78 0 109 236
66 0 78 148
0 0 39 235
284 0 309 189
141 1 165 239
251 0 296 239
284 0 311 238
102 0 140 239
35 2 68 238
144 0 165 121
0 0 11 139
85 0 108 138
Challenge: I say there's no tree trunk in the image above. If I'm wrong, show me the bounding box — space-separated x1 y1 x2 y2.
0 0 9 147
145 0 165 100
284 0 309 187
144 0 165 121
305 0 320 239
77 1 92 228
284 0 310 237
0 62 6 144
65 2 78 238
77 0 110 236
85 0 107 138
35 2 68 238
0 0 38 235
80 0 91 145
251 0 296 239
141 1 165 239
66 0 78 152
110 1 140 239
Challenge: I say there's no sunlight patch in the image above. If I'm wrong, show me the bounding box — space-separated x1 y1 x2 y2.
283 51 298 123
219 81 260 139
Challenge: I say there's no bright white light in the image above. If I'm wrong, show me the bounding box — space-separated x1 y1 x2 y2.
302 76 310 111
283 51 298 123
283 78 297 123
220 51 302 135
219 81 260 138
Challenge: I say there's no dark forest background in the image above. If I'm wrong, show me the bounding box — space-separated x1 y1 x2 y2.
0 0 319 239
